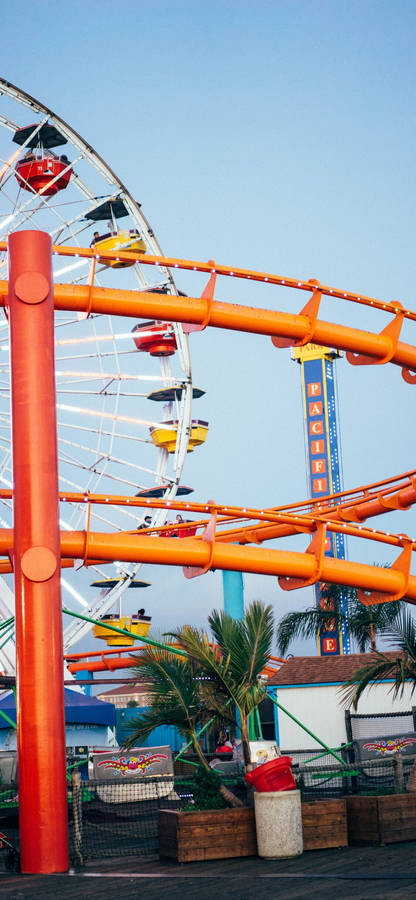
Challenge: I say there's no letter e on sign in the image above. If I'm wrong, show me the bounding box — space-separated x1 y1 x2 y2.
323 638 337 653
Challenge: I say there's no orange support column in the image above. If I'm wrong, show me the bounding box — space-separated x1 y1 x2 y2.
8 231 68 873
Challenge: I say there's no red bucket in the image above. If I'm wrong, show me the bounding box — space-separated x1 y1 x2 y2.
244 755 296 792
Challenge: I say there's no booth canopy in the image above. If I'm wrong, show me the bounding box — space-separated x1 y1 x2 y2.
0 687 115 728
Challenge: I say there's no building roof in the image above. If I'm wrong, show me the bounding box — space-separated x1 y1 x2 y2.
269 652 402 687
97 682 150 699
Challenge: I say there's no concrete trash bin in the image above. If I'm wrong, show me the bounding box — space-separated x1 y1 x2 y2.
254 789 303 858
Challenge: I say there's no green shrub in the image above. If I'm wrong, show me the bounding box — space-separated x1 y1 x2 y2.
184 768 226 810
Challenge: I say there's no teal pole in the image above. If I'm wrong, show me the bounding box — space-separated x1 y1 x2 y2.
76 670 93 697
222 570 244 620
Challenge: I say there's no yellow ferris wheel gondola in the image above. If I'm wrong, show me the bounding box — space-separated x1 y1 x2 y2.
90 229 146 268
149 419 209 454
92 610 152 647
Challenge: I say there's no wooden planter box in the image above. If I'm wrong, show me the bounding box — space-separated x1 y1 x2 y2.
159 799 347 862
158 808 257 862
346 794 416 846
302 799 348 851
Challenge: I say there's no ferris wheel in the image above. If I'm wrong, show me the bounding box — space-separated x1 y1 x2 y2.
0 76 205 664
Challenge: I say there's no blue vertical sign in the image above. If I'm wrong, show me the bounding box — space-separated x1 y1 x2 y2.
293 344 350 655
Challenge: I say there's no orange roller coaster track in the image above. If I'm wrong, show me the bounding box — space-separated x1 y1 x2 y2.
0 240 414 606
1 244 416 378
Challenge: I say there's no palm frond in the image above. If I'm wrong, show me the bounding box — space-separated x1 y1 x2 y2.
339 653 402 709
384 607 416 660
129 647 218 733
173 624 242 707
207 602 274 686
242 601 274 684
276 607 342 656
207 610 246 681
341 655 416 711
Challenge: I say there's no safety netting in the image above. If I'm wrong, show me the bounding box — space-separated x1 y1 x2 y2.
1 755 416 866
296 754 416 801
346 709 416 741
67 774 246 864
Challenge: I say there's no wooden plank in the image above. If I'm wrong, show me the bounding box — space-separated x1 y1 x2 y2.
178 823 255 839
173 808 254 827
302 800 344 812
178 844 256 862
177 831 255 847
378 794 416 815
379 809 416 825
304 835 345 851
302 812 346 827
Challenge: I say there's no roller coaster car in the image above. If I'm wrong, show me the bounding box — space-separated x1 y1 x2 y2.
90 229 146 268
166 522 198 538
15 154 72 196
132 321 177 357
92 612 151 647
149 419 209 454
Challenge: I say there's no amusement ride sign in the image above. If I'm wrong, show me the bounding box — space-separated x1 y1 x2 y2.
292 343 350 655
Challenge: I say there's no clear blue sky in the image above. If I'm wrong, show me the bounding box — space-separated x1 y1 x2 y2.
2 1 416 656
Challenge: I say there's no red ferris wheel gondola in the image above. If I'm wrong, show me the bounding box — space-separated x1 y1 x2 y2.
132 320 177 357
13 123 72 196
15 155 72 196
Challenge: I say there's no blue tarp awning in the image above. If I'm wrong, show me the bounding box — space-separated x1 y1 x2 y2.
0 687 115 728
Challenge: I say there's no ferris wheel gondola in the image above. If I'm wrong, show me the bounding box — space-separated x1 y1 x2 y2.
0 76 207 664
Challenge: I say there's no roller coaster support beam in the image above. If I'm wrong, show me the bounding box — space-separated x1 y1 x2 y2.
8 232 68 873
1 279 415 373
0 526 414 601
44 284 416 374
0 527 414 602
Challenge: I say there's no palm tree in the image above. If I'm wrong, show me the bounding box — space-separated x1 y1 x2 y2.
122 644 224 771
341 607 416 709
122 644 244 807
276 582 403 656
171 601 275 770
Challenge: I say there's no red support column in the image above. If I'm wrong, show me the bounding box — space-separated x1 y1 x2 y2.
8 231 68 873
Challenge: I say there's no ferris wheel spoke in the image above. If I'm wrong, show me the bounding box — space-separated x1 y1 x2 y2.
58 434 165 480
56 402 169 432
58 449 145 491
55 370 179 385
57 419 151 446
